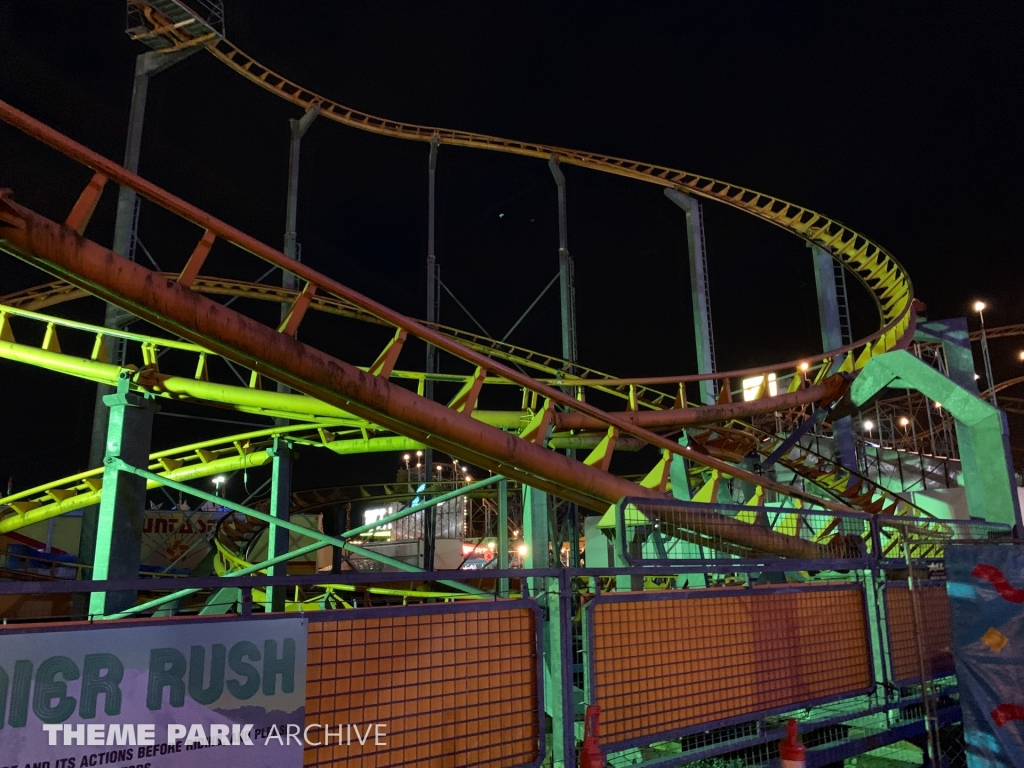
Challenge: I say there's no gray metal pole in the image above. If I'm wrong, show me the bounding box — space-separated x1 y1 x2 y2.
423 137 440 569
810 243 858 470
425 137 439 402
281 108 319 308
82 48 198 576
664 189 716 405
548 156 577 369
548 156 579 573
274 107 318 419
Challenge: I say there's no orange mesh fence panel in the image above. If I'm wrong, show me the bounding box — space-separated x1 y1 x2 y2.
305 602 542 768
587 583 873 746
884 581 954 684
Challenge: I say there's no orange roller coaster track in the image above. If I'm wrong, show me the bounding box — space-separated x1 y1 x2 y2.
0 100 864 566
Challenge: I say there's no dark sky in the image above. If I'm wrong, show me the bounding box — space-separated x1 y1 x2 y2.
1 2 1022 493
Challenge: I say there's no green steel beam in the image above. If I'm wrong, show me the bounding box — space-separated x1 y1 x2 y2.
89 373 157 617
914 318 982 496
851 350 1022 528
114 471 506 618
522 485 566 767
265 437 292 612
111 460 488 595
109 538 328 620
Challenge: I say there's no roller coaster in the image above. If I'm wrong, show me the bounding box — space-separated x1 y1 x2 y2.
0 1 1020 615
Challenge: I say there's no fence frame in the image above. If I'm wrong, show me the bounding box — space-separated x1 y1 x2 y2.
582 580 877 754
1 535 1020 767
303 593 549 768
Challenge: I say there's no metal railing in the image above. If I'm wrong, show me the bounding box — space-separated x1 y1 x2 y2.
5 543 1020 767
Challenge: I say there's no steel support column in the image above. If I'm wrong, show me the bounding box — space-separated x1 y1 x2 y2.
265 437 292 612
278 105 319 402
548 157 577 369
283 108 319 281
89 372 158 618
498 477 509 597
670 435 693 500
424 136 440 569
811 243 858 470
523 485 550 573
83 48 198 573
665 189 716 405
549 157 580 573
523 485 566 767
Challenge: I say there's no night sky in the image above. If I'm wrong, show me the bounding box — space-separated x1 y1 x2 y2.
1 3 1022 495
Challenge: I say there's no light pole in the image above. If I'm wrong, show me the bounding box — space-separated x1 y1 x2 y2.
974 301 998 408
212 475 226 498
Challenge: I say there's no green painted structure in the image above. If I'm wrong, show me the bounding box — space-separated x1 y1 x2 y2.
852 350 1022 529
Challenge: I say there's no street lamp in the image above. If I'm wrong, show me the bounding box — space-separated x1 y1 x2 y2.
862 419 874 440
212 475 226 498
974 300 998 408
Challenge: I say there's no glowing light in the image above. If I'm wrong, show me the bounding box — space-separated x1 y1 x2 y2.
1019 350 1024 361
899 416 910 427
364 507 392 528
517 545 528 557
934 402 942 410
487 541 496 550
862 420 874 432
973 300 986 313
464 475 473 482
974 373 981 380
799 362 809 372
403 454 410 461
436 465 443 472
416 450 423 457
742 373 777 401
213 476 226 485
461 466 468 473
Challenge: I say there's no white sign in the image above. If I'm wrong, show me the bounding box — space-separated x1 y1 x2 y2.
0 617 306 768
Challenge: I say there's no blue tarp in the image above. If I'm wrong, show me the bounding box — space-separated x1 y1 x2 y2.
947 543 1024 768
